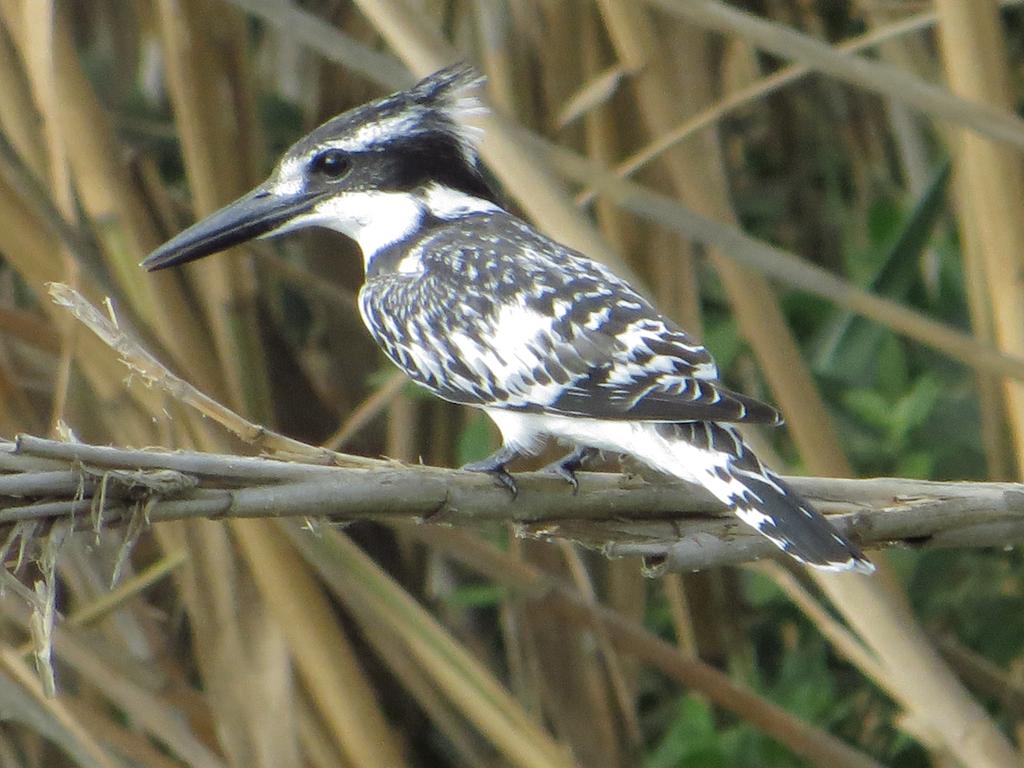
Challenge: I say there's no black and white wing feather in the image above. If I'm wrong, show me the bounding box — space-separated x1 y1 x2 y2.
360 214 781 425
655 422 870 571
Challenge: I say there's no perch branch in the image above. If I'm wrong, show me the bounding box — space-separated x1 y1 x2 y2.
0 435 1021 572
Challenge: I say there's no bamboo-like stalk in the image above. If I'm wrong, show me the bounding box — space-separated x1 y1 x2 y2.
578 13 646 745
522 13 631 765
62 700 196 768
867 3 1012 481
0 21 46 178
935 0 1024 476
0 594 225 768
0 179 155 445
814 574 1021 768
21 0 81 435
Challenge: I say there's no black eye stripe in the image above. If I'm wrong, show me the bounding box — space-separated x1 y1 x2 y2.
311 148 352 179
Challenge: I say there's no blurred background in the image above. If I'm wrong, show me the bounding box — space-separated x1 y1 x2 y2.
0 1 1023 766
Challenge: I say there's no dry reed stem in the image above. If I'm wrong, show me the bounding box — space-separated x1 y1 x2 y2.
936 636 1024 720
958 182 1014 479
0 21 46 177
231 522 407 767
293 695 349 768
646 0 1024 150
558 539 643 748
6 603 228 768
525 16 631 765
322 371 407 450
580 20 653 709
752 562 885 684
936 0 1024 478
0 644 120 768
0 2 205 444
284 522 579 768
11 549 188 658
814 573 1021 767
14 1 229 397
156 0 273 420
0 179 155 444
61 700 193 768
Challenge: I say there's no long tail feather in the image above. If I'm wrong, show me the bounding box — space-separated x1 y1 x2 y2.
650 422 874 573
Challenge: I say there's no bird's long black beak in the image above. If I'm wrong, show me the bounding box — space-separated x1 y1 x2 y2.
141 185 315 271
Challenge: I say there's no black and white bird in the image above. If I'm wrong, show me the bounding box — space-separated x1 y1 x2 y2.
143 64 873 573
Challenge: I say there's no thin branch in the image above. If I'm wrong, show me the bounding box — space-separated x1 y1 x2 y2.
646 0 1024 151
47 282 380 467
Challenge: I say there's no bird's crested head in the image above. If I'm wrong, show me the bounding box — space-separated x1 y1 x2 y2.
274 62 493 204
143 63 499 271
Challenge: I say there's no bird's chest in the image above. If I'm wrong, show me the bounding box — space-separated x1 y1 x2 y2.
362 241 535 329
360 271 491 338
357 270 502 390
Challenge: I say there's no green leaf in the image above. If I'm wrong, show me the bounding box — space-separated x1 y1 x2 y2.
842 389 892 431
644 695 719 768
890 375 943 442
813 162 951 377
443 583 507 608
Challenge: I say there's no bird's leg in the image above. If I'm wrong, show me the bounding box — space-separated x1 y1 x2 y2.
461 444 524 498
541 446 599 494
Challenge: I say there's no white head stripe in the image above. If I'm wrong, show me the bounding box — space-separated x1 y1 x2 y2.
422 183 498 218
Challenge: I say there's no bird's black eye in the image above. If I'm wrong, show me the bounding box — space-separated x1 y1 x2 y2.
311 149 352 179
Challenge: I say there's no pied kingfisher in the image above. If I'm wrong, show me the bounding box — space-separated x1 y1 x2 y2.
143 64 872 573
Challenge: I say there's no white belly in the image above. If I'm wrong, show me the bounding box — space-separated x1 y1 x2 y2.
482 408 708 486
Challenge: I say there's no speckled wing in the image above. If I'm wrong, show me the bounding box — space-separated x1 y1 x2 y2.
359 215 782 425
535 307 783 425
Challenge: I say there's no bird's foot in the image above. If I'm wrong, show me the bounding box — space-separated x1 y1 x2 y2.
461 445 523 498
541 447 599 495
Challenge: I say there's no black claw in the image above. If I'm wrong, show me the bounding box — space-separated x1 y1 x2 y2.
493 468 519 498
542 447 598 495
552 464 579 494
462 445 523 498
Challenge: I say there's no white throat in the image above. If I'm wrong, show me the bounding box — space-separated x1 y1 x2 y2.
261 183 500 272
315 191 425 266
